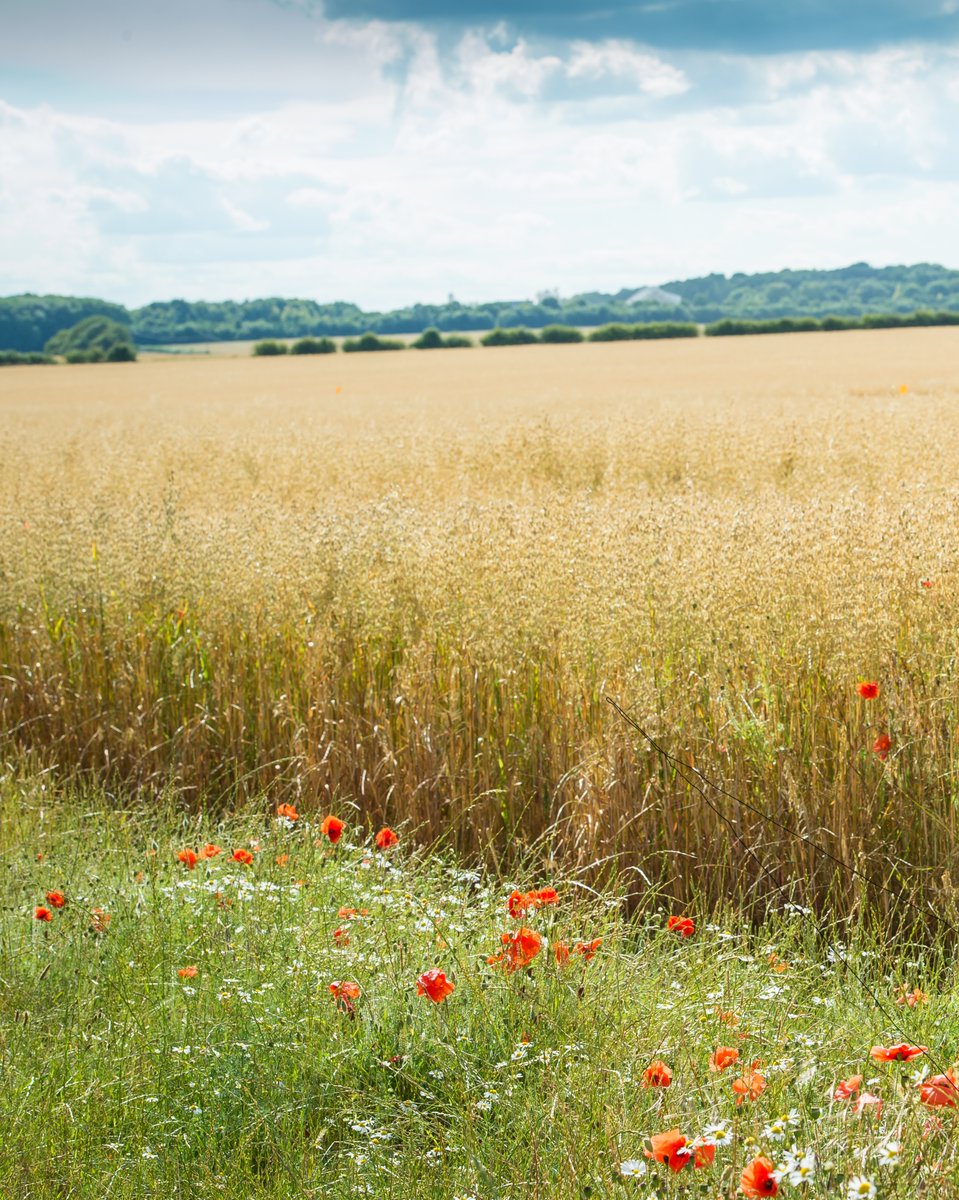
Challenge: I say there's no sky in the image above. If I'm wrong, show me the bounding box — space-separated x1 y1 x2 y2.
2 0 959 308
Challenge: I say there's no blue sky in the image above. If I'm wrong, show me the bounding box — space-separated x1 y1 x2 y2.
2 0 959 307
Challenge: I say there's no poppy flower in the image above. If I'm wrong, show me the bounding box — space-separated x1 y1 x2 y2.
34 905 53 922
573 937 602 961
177 965 198 978
45 890 66 909
921 579 936 589
553 940 570 965
741 1155 778 1198
198 843 222 859
645 1130 711 1173
488 927 543 972
375 827 398 850
276 803 299 821
709 1046 740 1073
896 987 927 1007
416 968 454 1003
833 1074 862 1101
89 907 110 933
854 1091 883 1118
507 887 559 917
872 733 892 761
645 1130 691 1172
177 848 198 870
857 681 879 700
667 915 695 937
275 853 289 866
643 1060 672 1088
231 848 254 865
319 815 345 844
337 906 369 919
332 926 350 946
329 980 362 1013
870 1043 926 1062
919 1071 959 1108
733 1061 766 1105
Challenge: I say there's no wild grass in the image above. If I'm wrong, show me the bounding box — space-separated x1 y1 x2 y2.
3 783 959 1199
2 330 959 915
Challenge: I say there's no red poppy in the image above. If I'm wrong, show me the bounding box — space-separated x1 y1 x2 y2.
198 843 222 859
833 1074 862 1101
921 579 936 589
177 848 198 870
507 887 559 917
854 1091 883 1118
918 1070 959 1108
375 827 398 850
573 937 602 960
870 1043 926 1062
741 1155 778 1198
416 968 454 1003
276 803 299 821
645 1130 691 1172
177 965 198 978
320 815 345 844
643 1059 672 1087
857 681 879 700
329 980 362 1013
34 905 52 922
645 1130 711 1172
733 1061 766 1105
553 940 570 965
275 853 289 866
338 906 369 919
667 915 695 937
872 733 892 761
232 848 254 865
332 926 350 946
488 927 543 972
45 890 66 909
709 1046 740 1073
896 986 928 1007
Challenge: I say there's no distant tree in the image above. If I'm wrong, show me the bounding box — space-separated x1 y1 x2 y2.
45 316 137 362
290 337 336 355
539 325 584 343
342 332 404 353
252 340 289 355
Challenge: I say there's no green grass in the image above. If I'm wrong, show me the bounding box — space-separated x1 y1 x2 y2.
3 780 959 1197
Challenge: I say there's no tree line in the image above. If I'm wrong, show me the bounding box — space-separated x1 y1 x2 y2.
3 262 959 352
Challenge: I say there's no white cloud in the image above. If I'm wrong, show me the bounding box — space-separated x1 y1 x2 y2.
2 10 959 306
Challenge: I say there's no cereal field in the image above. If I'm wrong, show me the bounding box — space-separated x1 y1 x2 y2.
4 330 959 910
6 328 959 1197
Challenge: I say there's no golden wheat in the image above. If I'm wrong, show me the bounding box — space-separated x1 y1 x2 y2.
3 328 959 913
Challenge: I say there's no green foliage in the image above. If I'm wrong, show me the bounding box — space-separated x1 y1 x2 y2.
480 327 540 347
0 349 54 365
539 325 584 343
251 340 289 356
589 322 699 341
289 336 336 355
7 265 959 352
342 332 405 353
0 294 130 353
45 316 137 362
412 328 473 349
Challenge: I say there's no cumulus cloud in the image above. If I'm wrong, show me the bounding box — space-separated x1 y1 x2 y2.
2 2 959 304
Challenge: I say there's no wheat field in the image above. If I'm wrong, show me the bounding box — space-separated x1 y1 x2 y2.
3 328 959 914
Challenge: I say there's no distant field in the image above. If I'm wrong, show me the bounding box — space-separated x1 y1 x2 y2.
3 328 959 913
